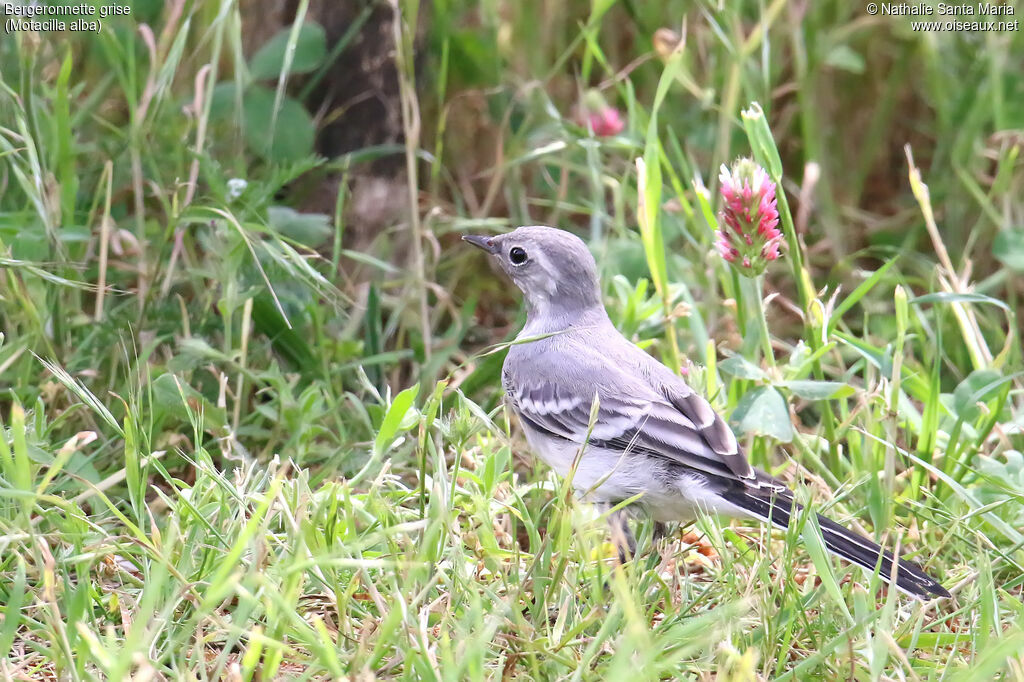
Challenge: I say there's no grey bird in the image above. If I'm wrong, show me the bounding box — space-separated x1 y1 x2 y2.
464 225 949 599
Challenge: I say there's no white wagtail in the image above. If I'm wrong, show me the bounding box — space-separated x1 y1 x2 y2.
464 225 949 599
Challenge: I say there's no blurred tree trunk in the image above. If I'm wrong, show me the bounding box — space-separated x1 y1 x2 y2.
241 0 424 267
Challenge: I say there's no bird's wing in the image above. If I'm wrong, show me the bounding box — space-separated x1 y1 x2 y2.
506 355 756 482
656 378 754 480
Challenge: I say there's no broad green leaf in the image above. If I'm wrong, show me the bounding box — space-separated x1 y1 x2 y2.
152 373 227 431
974 450 1024 525
242 86 316 162
251 294 317 374
209 81 242 122
374 384 420 456
952 369 1002 421
993 229 1024 271
249 22 327 80
863 430 1024 546
824 45 866 74
448 29 501 87
731 386 793 442
267 206 332 248
835 332 929 398
783 380 856 401
718 355 767 381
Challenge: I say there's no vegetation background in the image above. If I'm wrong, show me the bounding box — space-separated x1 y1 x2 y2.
1 0 1023 678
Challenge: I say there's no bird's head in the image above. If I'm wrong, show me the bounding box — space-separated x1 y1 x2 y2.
463 226 602 319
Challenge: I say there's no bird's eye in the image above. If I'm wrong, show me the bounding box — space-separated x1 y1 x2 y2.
509 246 528 265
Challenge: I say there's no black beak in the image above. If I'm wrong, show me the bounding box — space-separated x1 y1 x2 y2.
461 234 499 254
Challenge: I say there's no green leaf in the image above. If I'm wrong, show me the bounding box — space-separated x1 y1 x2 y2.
731 386 793 442
209 81 242 122
802 514 854 623
835 332 929 398
242 86 316 162
824 45 866 74
635 51 686 374
251 294 317 374
447 30 501 87
249 22 327 80
787 340 809 368
826 259 897 335
0 556 26 656
267 206 332 248
910 291 1010 311
952 369 1004 422
718 355 767 381
993 229 1024 271
782 380 856 401
741 102 783 180
977 450 1024 486
975 451 1024 526
152 373 227 431
885 434 1024 548
374 384 420 456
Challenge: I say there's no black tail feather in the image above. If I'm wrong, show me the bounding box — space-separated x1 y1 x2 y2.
719 481 950 599
815 513 949 598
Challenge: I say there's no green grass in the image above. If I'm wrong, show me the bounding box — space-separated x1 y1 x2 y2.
1 0 1023 678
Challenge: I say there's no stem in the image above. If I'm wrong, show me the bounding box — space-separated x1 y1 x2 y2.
391 0 431 365
731 267 747 340
754 276 774 367
776 186 839 468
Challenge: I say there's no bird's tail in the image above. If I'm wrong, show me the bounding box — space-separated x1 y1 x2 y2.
719 481 950 599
